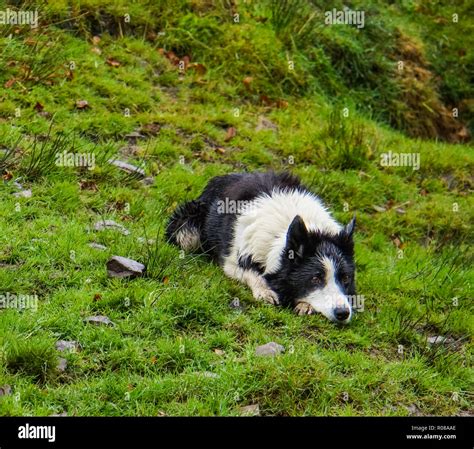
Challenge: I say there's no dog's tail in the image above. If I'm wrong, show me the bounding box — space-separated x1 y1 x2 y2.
165 199 207 252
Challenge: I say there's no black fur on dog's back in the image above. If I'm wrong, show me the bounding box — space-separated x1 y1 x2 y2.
166 171 304 262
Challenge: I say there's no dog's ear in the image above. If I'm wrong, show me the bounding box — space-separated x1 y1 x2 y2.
337 215 356 255
285 215 309 261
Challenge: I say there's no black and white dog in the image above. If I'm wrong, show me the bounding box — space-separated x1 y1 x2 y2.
166 171 356 323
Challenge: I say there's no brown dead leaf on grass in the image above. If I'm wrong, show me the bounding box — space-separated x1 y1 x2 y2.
224 127 237 142
106 58 121 67
4 78 16 88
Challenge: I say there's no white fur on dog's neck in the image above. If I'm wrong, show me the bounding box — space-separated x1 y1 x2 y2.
230 189 342 274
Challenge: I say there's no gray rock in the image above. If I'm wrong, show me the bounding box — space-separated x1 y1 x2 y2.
56 340 79 353
405 404 423 416
108 159 145 178
124 131 145 141
195 371 220 379
238 404 260 416
141 176 155 186
93 220 130 236
89 242 107 250
256 116 278 132
57 358 68 372
49 412 68 417
255 342 285 357
13 189 32 198
84 315 115 327
106 256 145 278
427 336 455 345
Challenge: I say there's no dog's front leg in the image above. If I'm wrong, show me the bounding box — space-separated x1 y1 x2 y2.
223 261 280 305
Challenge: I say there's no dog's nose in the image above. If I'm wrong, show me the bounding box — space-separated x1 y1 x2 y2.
334 307 350 322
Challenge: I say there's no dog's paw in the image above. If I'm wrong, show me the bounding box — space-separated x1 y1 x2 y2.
294 302 314 315
253 287 280 305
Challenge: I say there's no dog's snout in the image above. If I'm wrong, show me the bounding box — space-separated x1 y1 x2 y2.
334 307 350 322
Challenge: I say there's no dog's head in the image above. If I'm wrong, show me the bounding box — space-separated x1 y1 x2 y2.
266 215 356 323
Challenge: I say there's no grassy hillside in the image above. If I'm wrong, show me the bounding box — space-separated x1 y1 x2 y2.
0 0 472 416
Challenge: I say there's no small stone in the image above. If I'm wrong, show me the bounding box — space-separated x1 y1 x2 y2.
124 131 145 141
238 404 260 416
56 340 79 353
214 349 225 356
89 242 107 250
427 336 455 345
106 256 145 278
13 189 32 198
141 176 155 186
195 371 220 379
405 404 423 416
256 116 278 132
49 412 68 417
108 159 145 178
84 315 115 327
255 342 285 357
57 358 68 372
0 385 12 396
93 220 130 236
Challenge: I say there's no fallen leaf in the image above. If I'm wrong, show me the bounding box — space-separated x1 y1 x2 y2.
215 147 226 155
4 78 16 88
33 102 44 112
92 36 101 45
79 180 98 191
106 58 121 68
93 293 102 301
276 99 289 109
391 236 402 248
260 94 273 106
243 76 253 90
190 63 206 75
75 100 89 110
91 47 102 55
224 127 237 142
2 172 13 181
140 122 161 136
372 205 386 212
162 276 170 285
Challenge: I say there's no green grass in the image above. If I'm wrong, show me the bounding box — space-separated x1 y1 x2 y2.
0 0 472 416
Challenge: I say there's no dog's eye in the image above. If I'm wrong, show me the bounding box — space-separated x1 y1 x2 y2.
341 274 350 285
311 275 323 286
